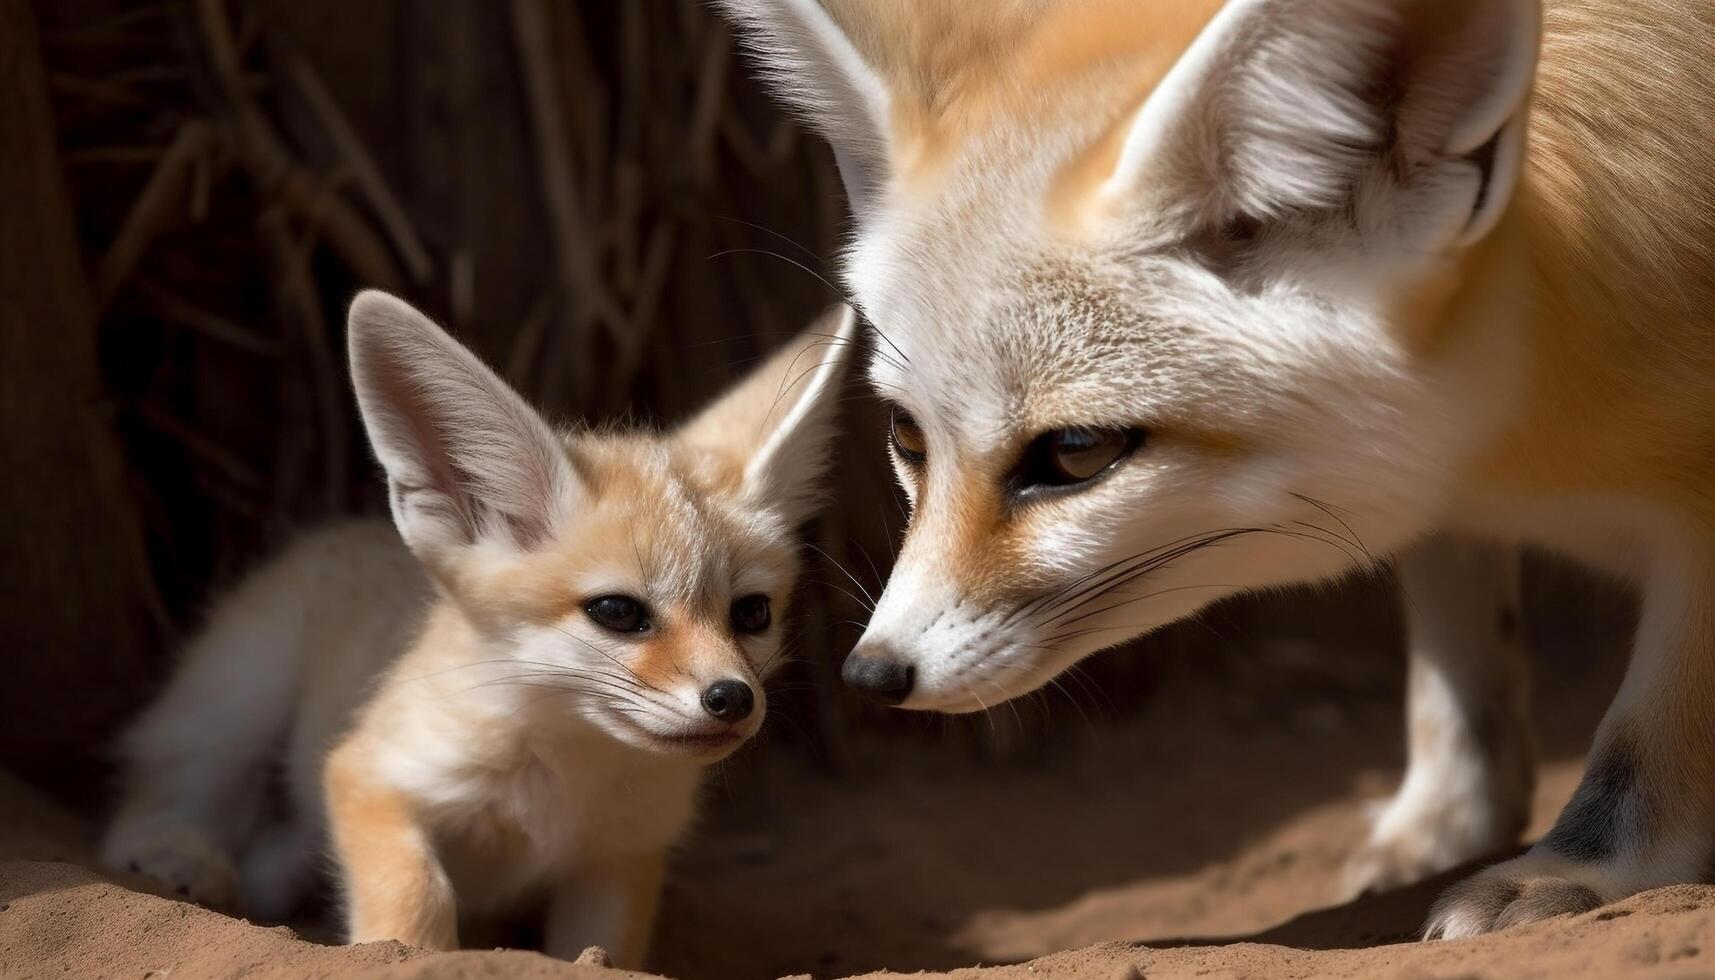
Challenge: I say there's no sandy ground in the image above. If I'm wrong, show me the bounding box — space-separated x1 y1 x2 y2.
5 614 1713 979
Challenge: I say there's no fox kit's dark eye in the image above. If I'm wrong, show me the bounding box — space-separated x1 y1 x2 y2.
891 407 926 463
731 594 771 634
585 595 648 633
1015 427 1143 492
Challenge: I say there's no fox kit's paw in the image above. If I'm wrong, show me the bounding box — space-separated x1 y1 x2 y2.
1424 853 1613 939
104 827 240 913
1343 786 1526 898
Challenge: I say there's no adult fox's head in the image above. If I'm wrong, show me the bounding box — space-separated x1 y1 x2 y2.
721 0 1543 710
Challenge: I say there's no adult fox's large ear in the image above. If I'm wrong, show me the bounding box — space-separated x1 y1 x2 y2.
348 290 578 569
714 0 891 217
675 305 856 525
1105 0 1541 250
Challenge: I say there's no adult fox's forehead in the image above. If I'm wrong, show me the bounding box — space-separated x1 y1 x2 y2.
820 0 1225 191
859 237 1192 448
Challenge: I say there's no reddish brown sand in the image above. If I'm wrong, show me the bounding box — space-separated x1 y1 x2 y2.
4 636 1712 980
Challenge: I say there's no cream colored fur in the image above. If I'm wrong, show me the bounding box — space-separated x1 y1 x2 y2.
720 0 1715 937
102 294 854 967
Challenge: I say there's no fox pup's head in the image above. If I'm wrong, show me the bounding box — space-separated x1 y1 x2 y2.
349 291 852 757
723 0 1541 710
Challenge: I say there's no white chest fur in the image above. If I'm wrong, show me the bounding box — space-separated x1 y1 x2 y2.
406 731 703 915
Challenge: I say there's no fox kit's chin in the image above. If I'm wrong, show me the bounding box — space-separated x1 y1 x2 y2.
599 712 760 761
647 729 750 760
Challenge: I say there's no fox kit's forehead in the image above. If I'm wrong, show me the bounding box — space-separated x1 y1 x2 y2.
570 434 797 602
476 433 797 625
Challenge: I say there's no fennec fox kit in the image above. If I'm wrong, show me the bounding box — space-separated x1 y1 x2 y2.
720 0 1715 937
102 291 854 965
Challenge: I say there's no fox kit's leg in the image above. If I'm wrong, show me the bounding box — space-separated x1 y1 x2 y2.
238 817 323 922
1346 536 1535 895
238 690 345 922
324 746 457 950
1427 550 1715 937
541 851 667 969
101 591 303 911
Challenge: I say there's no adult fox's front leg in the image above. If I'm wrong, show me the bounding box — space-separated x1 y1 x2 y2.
1427 549 1715 937
1346 535 1535 896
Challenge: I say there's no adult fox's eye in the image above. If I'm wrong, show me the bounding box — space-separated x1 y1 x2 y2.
891 407 927 463
730 594 771 634
1050 427 1132 481
585 595 649 633
1016 426 1143 491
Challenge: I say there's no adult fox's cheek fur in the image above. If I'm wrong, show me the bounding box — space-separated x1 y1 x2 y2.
720 0 1715 939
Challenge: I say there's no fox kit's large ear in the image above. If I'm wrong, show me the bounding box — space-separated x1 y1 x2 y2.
1106 0 1540 249
676 305 856 524
348 290 577 566
714 0 891 216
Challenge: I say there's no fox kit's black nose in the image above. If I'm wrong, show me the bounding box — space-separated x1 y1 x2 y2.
700 679 754 722
842 652 914 705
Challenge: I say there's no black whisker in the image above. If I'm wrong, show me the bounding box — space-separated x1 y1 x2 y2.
706 247 851 304
1038 530 1252 627
1290 491 1377 567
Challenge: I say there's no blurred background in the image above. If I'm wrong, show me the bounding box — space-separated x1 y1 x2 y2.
4 0 1286 791
2 1 1635 977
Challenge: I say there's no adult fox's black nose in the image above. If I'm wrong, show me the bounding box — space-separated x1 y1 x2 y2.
841 650 914 705
700 679 754 722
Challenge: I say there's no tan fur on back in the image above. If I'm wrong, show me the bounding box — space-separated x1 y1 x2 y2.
1482 0 1715 505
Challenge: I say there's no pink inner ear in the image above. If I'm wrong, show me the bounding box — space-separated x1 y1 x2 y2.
362 338 479 542
1393 1 1526 174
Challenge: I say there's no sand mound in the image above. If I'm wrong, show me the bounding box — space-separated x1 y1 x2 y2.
5 642 1711 979
5 762 1713 980
0 772 645 980
857 882 1715 979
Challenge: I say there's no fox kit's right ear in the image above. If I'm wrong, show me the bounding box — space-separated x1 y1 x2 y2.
347 290 578 567
715 0 891 216
674 304 856 526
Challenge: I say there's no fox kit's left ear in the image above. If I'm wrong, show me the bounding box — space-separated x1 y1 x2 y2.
348 290 579 569
1106 0 1541 249
676 305 856 524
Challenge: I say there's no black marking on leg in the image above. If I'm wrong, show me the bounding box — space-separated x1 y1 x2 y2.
1541 736 1641 863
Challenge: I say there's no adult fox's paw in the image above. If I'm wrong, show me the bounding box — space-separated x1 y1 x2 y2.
1424 853 1613 939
